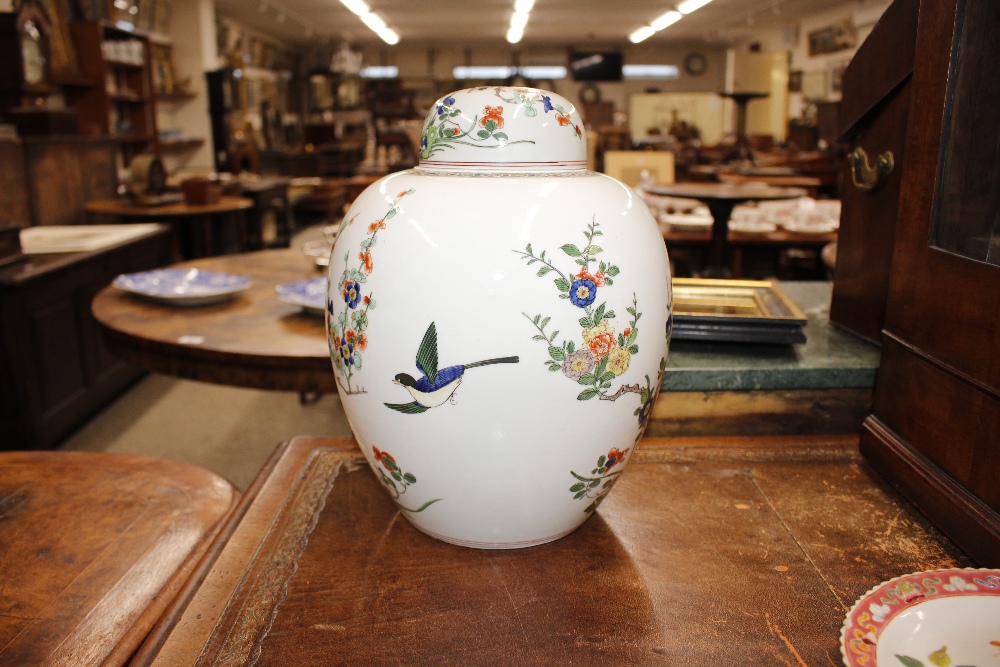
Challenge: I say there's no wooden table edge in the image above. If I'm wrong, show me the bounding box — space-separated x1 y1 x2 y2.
130 438 357 665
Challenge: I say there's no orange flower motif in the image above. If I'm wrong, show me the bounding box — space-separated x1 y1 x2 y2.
623 327 631 338
362 295 371 306
605 447 630 472
356 333 368 351
345 329 357 344
372 447 396 471
481 105 504 128
368 220 386 234
359 249 373 274
556 113 570 126
588 331 616 359
397 191 408 198
576 268 605 287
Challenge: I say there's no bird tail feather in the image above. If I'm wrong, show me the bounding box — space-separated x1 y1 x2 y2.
464 356 519 369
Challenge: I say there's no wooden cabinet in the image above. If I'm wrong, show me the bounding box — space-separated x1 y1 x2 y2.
21 136 118 226
860 0 1000 565
67 21 158 165
0 226 172 450
829 0 918 345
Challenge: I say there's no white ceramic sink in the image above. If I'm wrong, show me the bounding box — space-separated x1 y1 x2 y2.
20 224 163 254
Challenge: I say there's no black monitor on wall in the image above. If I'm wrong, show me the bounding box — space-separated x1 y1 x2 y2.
568 51 623 82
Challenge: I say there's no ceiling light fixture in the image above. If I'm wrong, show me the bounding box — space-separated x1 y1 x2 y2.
676 0 714 15
506 0 533 44
338 0 399 45
628 26 656 43
650 10 681 30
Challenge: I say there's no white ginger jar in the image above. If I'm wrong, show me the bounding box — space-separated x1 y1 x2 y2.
326 87 672 548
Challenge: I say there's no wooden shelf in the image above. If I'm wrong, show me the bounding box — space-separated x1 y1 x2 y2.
108 91 146 102
160 138 205 150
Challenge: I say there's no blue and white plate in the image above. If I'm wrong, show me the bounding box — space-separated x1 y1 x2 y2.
275 276 327 315
112 268 252 306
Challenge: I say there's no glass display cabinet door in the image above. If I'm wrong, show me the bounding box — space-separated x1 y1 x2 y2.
861 0 1000 566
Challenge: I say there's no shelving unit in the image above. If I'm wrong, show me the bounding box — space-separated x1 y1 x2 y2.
67 21 159 167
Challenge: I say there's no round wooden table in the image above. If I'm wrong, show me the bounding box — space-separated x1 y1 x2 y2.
84 196 254 259
646 182 808 277
92 249 335 394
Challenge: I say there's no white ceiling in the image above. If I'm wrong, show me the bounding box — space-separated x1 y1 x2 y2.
214 0 849 49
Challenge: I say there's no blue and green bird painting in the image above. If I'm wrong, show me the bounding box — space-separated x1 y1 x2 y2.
385 322 519 414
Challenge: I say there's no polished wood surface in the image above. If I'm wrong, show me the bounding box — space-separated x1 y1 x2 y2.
861 0 1000 565
92 249 334 393
83 195 253 218
0 450 239 666
134 436 971 666
647 183 808 276
663 227 836 279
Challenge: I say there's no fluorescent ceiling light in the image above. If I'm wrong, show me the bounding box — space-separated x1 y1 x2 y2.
629 26 656 43
360 66 398 78
454 66 516 79
506 27 523 43
514 0 534 11
623 64 679 79
378 28 398 44
677 0 713 15
338 0 369 16
651 10 681 30
361 12 385 30
520 66 567 79
510 11 529 31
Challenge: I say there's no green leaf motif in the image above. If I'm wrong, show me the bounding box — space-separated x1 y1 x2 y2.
893 656 924 667
385 208 397 219
391 471 402 481
584 245 603 255
548 347 566 361
554 278 571 292
494 132 509 140
537 266 551 277
577 388 600 401
477 129 490 139
560 244 583 257
607 265 620 276
569 482 585 492
484 119 497 132
403 472 416 483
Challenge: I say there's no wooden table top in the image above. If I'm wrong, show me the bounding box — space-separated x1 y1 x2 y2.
92 249 335 393
133 436 971 666
0 451 238 666
83 196 254 218
647 182 809 203
663 227 838 246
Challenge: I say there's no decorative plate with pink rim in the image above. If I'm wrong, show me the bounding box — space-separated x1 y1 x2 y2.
840 568 1000 666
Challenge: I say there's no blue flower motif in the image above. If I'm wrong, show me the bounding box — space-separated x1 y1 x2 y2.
343 280 361 309
437 96 456 115
420 134 428 150
326 298 334 316
569 278 597 308
338 337 354 367
542 95 554 112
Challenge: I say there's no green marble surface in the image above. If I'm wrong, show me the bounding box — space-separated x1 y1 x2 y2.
663 281 880 392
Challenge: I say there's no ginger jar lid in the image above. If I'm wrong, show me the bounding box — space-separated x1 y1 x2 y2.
417 87 586 172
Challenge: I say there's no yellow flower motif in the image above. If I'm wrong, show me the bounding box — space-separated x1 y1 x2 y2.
582 319 614 344
606 348 631 376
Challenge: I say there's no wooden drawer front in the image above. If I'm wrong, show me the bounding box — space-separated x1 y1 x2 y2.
872 335 1000 510
829 78 911 344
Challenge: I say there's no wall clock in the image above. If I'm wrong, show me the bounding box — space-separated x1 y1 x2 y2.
684 52 708 77
0 0 53 117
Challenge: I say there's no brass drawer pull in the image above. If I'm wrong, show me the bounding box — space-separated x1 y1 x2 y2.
848 147 895 192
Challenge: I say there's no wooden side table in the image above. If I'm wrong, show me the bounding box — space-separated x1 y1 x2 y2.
0 451 239 666
133 436 970 666
84 196 254 259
